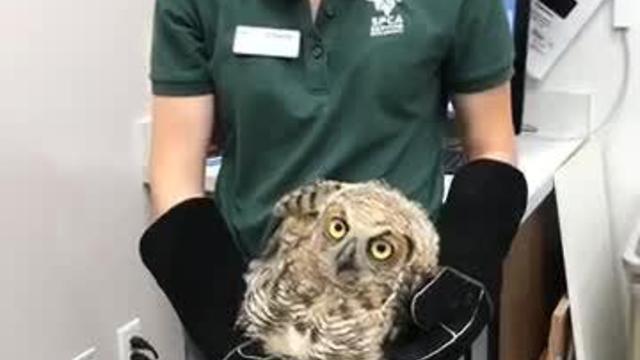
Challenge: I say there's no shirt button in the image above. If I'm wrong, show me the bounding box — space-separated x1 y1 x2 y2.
325 6 336 18
312 45 324 59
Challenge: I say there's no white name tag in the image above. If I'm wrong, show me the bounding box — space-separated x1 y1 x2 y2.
233 26 301 59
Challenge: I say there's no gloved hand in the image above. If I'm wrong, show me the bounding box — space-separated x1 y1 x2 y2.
220 266 493 360
387 159 528 360
139 197 247 359
140 159 526 360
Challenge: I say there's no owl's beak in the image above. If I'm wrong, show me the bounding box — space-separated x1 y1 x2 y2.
335 240 357 274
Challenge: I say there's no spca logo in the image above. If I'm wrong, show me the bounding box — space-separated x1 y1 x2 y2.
366 0 404 37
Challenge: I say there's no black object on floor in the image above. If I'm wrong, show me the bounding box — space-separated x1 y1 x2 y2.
130 335 159 359
130 351 153 360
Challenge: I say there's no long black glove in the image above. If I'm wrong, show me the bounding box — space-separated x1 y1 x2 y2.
140 159 526 360
139 197 247 359
387 159 528 360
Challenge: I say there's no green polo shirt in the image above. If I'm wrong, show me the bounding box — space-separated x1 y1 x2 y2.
150 0 514 257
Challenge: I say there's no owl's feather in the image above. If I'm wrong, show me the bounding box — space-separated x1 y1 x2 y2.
237 180 439 360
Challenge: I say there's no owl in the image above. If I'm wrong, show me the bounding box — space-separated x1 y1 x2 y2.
236 180 440 360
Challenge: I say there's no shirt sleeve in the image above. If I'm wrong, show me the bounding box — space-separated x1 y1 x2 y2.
150 0 215 96
443 0 515 94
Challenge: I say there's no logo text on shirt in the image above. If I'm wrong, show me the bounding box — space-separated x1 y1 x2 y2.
366 0 404 37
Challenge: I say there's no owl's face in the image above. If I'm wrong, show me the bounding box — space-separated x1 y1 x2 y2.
308 185 436 288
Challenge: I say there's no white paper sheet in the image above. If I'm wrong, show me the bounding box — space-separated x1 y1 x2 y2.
527 0 605 79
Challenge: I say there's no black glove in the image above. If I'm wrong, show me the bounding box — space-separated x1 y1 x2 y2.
141 159 526 360
387 159 528 360
139 197 247 359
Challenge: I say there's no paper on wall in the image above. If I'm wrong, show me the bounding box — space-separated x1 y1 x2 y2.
527 0 605 79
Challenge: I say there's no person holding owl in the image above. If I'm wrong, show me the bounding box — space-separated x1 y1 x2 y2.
139 0 528 358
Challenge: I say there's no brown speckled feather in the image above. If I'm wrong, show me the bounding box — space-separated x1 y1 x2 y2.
237 180 439 360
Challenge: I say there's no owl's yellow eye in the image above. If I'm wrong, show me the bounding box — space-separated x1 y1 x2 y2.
369 239 394 261
326 217 349 241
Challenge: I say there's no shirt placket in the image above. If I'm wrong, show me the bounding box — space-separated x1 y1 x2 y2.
300 0 337 94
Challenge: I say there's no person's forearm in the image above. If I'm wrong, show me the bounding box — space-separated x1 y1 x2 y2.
149 156 206 218
464 132 516 166
149 95 215 218
463 129 516 166
454 82 517 166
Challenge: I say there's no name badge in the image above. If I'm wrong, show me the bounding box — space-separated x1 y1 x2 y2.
233 26 301 59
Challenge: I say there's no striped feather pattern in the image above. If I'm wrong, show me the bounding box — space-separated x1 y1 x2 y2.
236 180 439 360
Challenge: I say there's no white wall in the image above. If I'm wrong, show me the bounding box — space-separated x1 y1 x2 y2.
0 0 637 359
602 22 640 348
524 2 640 356
603 29 640 278
0 1 184 359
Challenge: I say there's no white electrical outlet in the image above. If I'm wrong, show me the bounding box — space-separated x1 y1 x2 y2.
72 347 96 360
116 318 142 360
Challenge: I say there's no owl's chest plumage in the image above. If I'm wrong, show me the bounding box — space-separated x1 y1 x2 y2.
240 253 401 360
